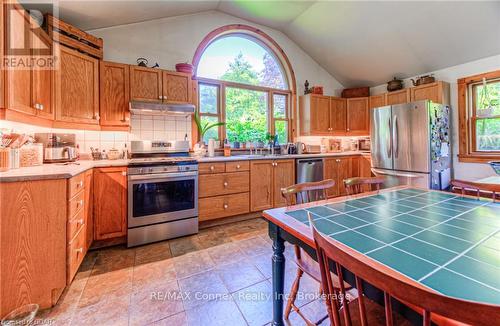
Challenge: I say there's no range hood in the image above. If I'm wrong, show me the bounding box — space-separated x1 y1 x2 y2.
129 101 195 115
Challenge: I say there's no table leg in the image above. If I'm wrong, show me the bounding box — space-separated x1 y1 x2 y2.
269 223 285 326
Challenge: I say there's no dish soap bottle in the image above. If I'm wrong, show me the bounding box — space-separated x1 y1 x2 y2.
223 139 231 157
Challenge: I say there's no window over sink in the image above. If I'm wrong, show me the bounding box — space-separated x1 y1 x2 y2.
194 26 295 144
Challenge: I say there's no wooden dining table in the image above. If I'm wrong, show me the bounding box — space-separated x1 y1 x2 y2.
262 186 500 326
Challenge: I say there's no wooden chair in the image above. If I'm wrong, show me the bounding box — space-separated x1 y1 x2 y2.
343 176 385 195
451 179 500 202
281 179 351 325
309 213 499 326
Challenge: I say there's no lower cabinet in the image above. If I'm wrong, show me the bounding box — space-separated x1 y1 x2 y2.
250 159 295 211
199 193 250 221
93 167 128 240
324 156 356 198
0 179 67 317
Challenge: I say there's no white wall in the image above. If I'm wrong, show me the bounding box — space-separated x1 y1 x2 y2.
88 10 344 96
371 54 500 181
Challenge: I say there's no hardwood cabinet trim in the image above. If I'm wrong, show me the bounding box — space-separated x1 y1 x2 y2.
369 94 386 109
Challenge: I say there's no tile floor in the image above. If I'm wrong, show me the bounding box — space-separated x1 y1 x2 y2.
36 218 329 326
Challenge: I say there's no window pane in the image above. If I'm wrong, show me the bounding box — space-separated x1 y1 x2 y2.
275 120 288 144
197 36 288 90
476 118 500 151
273 94 287 118
200 115 219 143
225 87 268 142
475 81 500 116
199 84 218 114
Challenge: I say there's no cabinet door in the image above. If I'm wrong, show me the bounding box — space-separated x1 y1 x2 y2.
83 169 93 250
162 71 191 104
324 158 339 198
369 94 386 109
310 95 331 134
386 89 409 105
55 45 99 124
31 29 54 120
410 82 444 104
5 4 35 116
346 97 369 135
330 97 347 133
337 157 352 196
360 155 372 178
250 160 274 211
94 167 127 240
100 61 130 127
272 159 295 208
129 66 162 102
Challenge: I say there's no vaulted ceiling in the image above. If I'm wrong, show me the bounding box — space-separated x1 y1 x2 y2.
26 1 500 87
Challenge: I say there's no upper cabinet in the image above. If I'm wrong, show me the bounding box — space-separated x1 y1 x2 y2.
100 61 130 129
300 94 369 136
369 94 385 109
410 81 450 106
346 97 369 135
54 45 99 126
385 88 410 105
130 66 192 104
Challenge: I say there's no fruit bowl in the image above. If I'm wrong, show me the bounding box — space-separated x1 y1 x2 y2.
489 161 500 176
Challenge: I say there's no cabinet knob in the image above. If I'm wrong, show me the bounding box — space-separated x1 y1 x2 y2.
121 171 127 176
75 248 83 254
77 181 83 188
94 114 100 120
346 128 350 131
159 96 163 100
223 204 228 209
77 199 84 207
77 219 84 225
40 104 44 111
210 166 215 171
163 95 168 100
236 165 240 169
223 181 228 187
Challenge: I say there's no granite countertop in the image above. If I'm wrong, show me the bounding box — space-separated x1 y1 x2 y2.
0 151 370 182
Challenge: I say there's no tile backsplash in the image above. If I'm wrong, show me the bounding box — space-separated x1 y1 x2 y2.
0 114 192 153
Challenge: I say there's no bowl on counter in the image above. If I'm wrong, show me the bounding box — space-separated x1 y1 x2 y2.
489 161 500 176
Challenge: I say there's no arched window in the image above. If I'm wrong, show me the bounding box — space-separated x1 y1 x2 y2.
193 25 295 144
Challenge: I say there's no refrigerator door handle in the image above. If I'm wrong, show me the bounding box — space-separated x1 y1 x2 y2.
387 117 392 158
393 115 399 158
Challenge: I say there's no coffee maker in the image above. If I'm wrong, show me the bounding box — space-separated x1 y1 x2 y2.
35 133 77 163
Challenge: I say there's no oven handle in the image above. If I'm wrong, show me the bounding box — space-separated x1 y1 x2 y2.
128 171 198 181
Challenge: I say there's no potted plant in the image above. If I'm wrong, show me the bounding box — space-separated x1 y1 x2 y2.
193 111 225 146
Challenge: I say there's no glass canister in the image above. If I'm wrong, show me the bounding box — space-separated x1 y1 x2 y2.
19 144 43 167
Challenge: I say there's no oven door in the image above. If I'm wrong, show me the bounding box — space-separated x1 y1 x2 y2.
128 171 198 228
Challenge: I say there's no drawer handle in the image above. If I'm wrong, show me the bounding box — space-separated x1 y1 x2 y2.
210 166 215 171
236 164 241 169
77 200 84 207
77 219 84 225
77 181 83 188
223 204 228 209
75 247 83 254
223 182 228 187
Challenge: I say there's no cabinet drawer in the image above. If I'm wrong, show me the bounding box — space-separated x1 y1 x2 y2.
199 192 250 221
67 227 86 283
225 161 249 172
199 162 225 174
68 208 85 243
68 173 85 198
68 190 85 218
199 172 249 198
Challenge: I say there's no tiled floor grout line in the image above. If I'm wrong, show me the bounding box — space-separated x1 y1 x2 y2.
418 230 500 284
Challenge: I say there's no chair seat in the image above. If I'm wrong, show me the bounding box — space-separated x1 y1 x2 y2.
340 296 413 326
295 248 351 289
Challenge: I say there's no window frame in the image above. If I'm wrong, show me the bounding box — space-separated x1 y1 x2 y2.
458 70 500 163
197 76 292 144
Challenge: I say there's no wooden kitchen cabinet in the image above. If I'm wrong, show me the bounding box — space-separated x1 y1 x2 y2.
359 154 373 177
54 45 99 126
93 167 128 240
299 94 330 135
330 97 347 133
346 97 369 135
84 169 94 250
129 65 162 102
386 89 410 105
162 71 192 104
410 81 450 106
0 179 67 316
324 156 354 197
250 159 295 211
369 94 386 109
100 61 130 129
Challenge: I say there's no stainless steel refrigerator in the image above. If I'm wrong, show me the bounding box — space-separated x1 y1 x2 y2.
370 100 452 190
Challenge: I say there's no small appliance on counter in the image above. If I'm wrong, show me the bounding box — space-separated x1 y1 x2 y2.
358 137 371 152
35 133 76 163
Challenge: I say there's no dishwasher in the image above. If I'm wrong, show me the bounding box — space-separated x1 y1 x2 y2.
296 158 325 202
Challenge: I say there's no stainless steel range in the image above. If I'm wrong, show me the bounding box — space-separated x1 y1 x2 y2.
127 140 198 247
